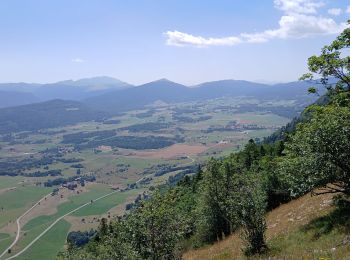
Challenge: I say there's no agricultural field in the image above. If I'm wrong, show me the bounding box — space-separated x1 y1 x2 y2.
0 96 295 259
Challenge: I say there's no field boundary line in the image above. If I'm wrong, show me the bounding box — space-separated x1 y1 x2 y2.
0 192 51 259
2 190 119 260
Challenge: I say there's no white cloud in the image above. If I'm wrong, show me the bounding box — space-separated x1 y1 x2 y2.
165 0 348 47
72 58 85 63
165 31 241 47
346 6 350 14
274 0 324 14
262 14 345 39
328 8 342 16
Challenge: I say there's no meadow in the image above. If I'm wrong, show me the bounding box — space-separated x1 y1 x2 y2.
0 96 298 259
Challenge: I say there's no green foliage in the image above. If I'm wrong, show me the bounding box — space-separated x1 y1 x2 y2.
59 219 139 260
61 135 290 259
278 102 350 197
196 159 238 243
307 86 318 95
127 191 186 259
300 20 350 93
66 230 96 249
78 135 182 150
61 22 350 260
236 178 267 255
280 24 350 197
62 186 197 259
0 99 106 134
196 157 268 254
118 122 174 132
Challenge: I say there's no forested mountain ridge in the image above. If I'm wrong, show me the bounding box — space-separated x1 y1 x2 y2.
0 77 133 107
0 77 317 112
58 22 350 259
85 79 190 112
85 79 319 113
33 77 133 101
0 77 316 134
0 90 40 108
0 99 107 134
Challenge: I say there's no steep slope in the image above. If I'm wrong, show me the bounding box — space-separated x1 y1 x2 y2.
0 99 107 134
183 191 350 259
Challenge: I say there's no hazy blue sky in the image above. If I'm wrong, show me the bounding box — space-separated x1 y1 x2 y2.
0 0 349 85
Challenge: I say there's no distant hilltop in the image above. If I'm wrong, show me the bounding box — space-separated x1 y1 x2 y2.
0 77 321 112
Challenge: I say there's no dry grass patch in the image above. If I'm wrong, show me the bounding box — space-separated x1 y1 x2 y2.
183 192 336 260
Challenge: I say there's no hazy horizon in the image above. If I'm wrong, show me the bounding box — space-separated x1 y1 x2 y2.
1 0 349 85
0 1 349 259
0 75 297 86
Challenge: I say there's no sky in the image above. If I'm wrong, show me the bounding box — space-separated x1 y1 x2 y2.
0 0 349 85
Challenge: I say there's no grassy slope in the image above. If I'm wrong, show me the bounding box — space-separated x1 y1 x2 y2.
16 220 71 260
0 233 12 254
0 186 50 229
23 184 136 231
184 192 350 259
8 185 137 259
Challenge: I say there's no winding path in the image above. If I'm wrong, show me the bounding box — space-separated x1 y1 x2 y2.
1 190 119 260
0 193 51 259
1 156 197 259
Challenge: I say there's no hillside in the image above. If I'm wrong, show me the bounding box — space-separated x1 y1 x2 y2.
0 77 133 107
54 76 131 90
49 24 350 260
0 78 318 111
0 83 41 92
184 191 350 259
0 90 40 108
192 80 315 100
58 90 350 260
85 79 318 113
34 77 133 101
0 99 107 134
85 79 190 112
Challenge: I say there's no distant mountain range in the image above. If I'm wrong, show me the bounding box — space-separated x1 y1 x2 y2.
85 79 190 112
85 78 320 113
0 76 321 109
0 76 132 108
0 77 321 110
0 90 40 108
0 77 324 134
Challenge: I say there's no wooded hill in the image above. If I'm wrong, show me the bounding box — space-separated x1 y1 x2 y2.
0 99 107 134
0 79 318 134
85 79 319 113
0 78 318 111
